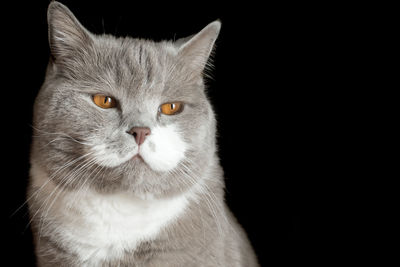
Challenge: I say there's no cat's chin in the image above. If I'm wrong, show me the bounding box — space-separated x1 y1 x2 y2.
124 153 153 172
129 154 156 171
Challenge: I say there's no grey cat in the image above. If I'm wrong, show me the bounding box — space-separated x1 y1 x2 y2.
28 1 259 266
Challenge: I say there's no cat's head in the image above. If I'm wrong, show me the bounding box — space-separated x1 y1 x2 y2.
32 2 221 197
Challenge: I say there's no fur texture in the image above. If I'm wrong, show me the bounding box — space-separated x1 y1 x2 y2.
28 2 259 266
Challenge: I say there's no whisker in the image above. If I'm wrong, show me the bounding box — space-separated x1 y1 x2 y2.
11 152 94 218
27 155 95 238
36 156 98 243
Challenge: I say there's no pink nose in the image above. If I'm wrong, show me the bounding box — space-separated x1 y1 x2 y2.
127 127 151 146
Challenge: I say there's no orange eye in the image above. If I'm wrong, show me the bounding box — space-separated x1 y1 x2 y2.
93 95 117 109
159 102 183 115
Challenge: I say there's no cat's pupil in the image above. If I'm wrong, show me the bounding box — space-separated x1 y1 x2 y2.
104 97 108 104
171 104 175 110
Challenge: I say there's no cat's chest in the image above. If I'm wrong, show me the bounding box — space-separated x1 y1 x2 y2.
57 190 189 263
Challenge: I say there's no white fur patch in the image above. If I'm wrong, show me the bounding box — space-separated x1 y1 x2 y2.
65 190 190 263
140 124 187 172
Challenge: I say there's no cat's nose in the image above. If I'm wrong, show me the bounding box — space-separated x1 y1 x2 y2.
127 127 151 146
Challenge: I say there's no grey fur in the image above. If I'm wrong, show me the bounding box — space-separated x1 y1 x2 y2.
28 2 259 266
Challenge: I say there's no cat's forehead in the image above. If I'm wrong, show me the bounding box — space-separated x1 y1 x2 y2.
57 37 171 103
102 38 176 69
68 36 201 106
92 37 176 89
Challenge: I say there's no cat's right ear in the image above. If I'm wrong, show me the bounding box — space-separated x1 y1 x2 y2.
174 21 221 78
47 1 93 61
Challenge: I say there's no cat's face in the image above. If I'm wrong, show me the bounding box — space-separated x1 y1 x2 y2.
32 2 220 197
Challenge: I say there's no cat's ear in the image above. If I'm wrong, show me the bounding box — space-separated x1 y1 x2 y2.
176 21 221 76
47 1 93 61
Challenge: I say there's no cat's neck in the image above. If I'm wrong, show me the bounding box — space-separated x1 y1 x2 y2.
29 161 207 263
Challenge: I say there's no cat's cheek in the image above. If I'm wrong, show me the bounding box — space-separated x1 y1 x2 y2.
140 124 187 172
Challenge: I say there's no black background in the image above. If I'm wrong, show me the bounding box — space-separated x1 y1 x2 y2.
0 0 341 266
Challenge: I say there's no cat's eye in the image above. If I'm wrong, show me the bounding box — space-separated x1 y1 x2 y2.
159 102 184 115
93 94 117 109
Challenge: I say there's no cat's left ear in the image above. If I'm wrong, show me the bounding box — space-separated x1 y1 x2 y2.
176 21 221 76
47 1 93 62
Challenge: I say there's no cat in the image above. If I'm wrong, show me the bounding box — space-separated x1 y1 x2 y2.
28 1 259 266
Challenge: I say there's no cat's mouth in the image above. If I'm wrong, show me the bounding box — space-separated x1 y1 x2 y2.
130 153 152 169
131 154 144 161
